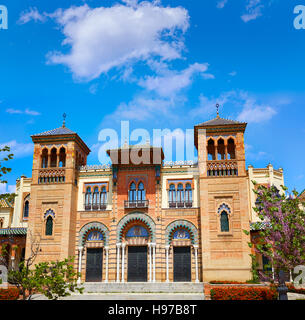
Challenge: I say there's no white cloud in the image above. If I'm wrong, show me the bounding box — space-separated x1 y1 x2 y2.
216 0 228 9
6 108 41 116
0 140 33 158
0 183 16 195
18 7 47 24
189 90 279 124
237 95 277 123
44 2 189 81
218 0 268 22
102 95 175 124
89 83 98 95
241 0 264 23
189 91 236 120
6 108 23 114
245 144 268 160
138 63 214 97
229 71 237 77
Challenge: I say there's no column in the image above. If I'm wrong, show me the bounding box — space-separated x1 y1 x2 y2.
148 243 152 282
165 245 170 283
152 243 156 282
121 243 126 283
225 144 228 160
193 245 199 283
116 243 121 283
77 246 83 285
104 246 109 283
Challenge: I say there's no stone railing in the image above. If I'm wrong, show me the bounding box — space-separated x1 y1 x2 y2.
163 160 197 167
38 168 65 184
207 160 238 177
79 164 111 171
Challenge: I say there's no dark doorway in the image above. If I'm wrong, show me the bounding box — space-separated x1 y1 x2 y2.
128 246 147 282
86 248 103 282
173 246 191 282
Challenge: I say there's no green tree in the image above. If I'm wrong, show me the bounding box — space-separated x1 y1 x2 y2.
0 146 13 184
34 258 83 300
0 146 14 202
5 232 83 300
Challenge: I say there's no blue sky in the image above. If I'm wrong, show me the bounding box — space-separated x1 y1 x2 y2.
0 0 304 194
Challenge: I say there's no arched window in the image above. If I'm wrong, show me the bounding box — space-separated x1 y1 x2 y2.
137 182 145 202
23 200 29 219
58 147 66 167
45 216 53 236
41 148 48 168
177 184 184 205
185 183 192 207
173 228 191 240
207 139 215 161
217 138 225 160
50 148 57 167
129 182 136 202
220 211 229 232
227 138 236 160
92 187 99 209
87 230 103 241
100 186 107 206
126 226 149 238
85 187 92 210
169 184 176 207
0 219 3 228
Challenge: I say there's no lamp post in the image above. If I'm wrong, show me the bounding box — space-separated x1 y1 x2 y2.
277 270 288 300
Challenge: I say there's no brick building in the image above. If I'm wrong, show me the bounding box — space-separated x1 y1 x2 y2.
0 113 285 284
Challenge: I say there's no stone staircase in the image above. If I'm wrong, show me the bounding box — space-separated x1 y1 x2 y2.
83 282 204 294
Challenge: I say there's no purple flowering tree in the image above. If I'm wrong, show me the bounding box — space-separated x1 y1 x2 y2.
245 183 305 282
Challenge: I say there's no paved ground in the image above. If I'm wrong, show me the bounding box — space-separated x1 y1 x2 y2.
30 293 205 300
288 292 305 300
30 292 305 300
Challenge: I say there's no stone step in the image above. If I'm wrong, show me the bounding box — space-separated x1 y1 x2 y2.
31 293 205 300
83 282 204 293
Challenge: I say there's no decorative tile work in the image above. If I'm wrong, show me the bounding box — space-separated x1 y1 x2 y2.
79 222 109 246
44 209 55 219
117 212 156 242
165 220 198 245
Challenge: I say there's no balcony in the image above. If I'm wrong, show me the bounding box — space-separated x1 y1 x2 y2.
207 160 238 177
124 200 149 209
84 203 107 211
168 201 193 208
38 168 66 184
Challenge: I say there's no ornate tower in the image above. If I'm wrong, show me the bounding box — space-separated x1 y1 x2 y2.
194 109 252 281
25 120 90 263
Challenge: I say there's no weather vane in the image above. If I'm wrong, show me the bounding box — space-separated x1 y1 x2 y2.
62 113 66 127
216 103 220 118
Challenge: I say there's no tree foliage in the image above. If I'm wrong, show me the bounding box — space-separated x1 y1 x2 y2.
0 146 14 202
244 183 305 281
2 232 83 300
33 258 83 300
0 146 13 184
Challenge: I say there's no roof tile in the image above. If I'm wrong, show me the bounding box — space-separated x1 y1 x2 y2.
32 126 76 137
196 117 246 127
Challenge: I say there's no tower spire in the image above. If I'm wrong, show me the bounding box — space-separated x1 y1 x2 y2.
216 103 220 118
62 113 66 128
